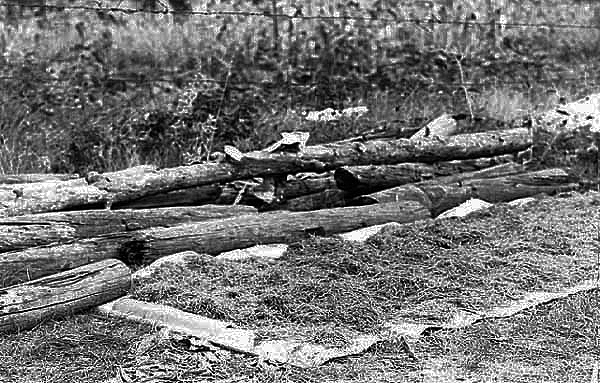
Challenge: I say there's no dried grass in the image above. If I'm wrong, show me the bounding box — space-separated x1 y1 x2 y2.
132 191 600 338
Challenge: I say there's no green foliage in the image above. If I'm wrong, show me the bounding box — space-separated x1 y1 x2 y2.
1 0 600 172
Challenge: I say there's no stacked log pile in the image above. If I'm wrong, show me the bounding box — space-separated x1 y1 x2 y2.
1 94 599 333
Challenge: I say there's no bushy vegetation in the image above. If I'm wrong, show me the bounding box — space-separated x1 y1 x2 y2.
1 0 600 174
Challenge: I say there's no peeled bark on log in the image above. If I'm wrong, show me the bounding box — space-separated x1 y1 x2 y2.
0 259 130 333
97 297 256 354
335 157 518 194
0 205 257 253
0 173 79 184
410 114 458 140
114 184 223 209
355 168 579 216
271 189 352 211
87 128 531 205
120 201 431 265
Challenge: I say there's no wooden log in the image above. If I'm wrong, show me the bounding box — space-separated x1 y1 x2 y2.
0 201 429 286
277 172 336 200
0 173 79 184
271 189 352 211
335 157 517 194
87 128 531 204
0 259 130 333
462 168 579 203
119 201 431 265
425 161 524 185
0 205 258 253
0 178 108 217
352 162 524 206
0 237 126 287
354 168 579 216
114 184 223 209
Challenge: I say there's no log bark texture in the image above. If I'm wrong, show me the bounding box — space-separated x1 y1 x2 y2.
0 201 429 285
0 174 79 184
114 184 223 209
355 168 579 216
0 236 126 287
271 189 352 211
335 156 517 194
0 179 107 217
120 201 431 265
0 205 257 253
0 259 130 333
87 128 531 204
276 172 337 200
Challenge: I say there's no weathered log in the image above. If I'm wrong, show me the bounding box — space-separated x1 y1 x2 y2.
0 237 126 287
0 259 130 333
0 205 257 253
114 184 223 209
0 173 79 184
119 201 431 265
335 157 517 194
0 178 108 217
0 201 429 285
271 189 352 211
410 114 458 140
277 172 336 200
87 128 531 204
217 174 337 209
354 168 579 216
425 161 524 185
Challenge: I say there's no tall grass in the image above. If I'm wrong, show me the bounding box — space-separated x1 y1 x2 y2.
0 0 599 173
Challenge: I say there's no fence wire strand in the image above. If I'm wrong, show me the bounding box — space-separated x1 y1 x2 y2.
2 2 600 30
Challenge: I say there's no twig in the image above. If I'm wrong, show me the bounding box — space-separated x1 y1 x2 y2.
455 55 474 120
210 60 232 162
